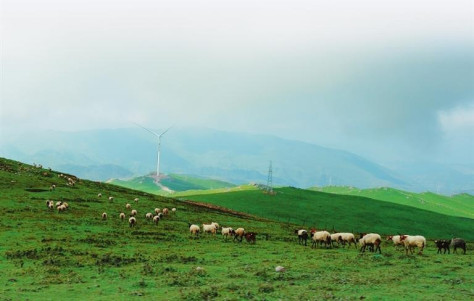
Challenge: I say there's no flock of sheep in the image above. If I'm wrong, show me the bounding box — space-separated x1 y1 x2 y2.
295 229 467 255
98 193 177 227
187 223 257 243
41 168 468 255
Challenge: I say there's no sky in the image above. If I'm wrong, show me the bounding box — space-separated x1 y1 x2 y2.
1 0 473 165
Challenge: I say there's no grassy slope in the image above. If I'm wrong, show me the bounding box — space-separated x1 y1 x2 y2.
182 187 474 240
1 157 473 300
311 186 474 219
110 174 235 195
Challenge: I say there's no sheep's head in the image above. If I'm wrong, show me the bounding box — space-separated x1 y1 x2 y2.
399 235 407 241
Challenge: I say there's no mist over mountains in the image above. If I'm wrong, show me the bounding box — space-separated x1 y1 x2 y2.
1 127 472 194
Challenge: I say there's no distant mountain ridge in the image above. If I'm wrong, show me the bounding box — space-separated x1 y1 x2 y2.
1 127 472 193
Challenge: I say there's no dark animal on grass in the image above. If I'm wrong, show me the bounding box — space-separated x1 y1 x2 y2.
245 232 257 244
450 238 466 254
434 240 450 254
295 229 309 246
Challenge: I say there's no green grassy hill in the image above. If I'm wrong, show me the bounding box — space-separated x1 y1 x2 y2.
1 157 472 300
110 174 236 195
310 186 474 219
182 187 474 240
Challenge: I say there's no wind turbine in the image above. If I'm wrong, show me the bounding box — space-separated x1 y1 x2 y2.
133 122 171 180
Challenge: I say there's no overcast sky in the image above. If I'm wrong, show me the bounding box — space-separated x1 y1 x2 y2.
1 0 473 164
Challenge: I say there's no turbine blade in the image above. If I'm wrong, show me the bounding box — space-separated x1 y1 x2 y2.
159 126 172 138
132 122 160 137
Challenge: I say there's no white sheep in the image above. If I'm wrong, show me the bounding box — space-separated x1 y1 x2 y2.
311 231 332 248
387 235 406 250
330 233 341 247
129 217 137 227
108 196 114 201
102 212 107 220
145 212 153 219
359 233 382 253
97 193 102 198
153 215 160 225
189 224 200 236
126 203 131 209
62 202 69 209
338 233 357 248
221 227 235 239
203 223 217 234
134 198 139 202
234 228 245 242
171 208 176 213
55 201 62 207
57 205 66 213
211 222 220 230
131 209 137 216
119 213 126 220
400 235 426 255
155 208 161 214
163 208 169 215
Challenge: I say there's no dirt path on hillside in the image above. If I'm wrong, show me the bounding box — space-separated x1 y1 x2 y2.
181 200 268 221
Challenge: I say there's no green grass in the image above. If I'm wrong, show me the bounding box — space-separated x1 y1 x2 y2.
1 157 473 300
182 187 474 240
110 174 236 195
311 186 474 219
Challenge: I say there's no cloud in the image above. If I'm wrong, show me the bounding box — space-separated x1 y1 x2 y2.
1 0 473 164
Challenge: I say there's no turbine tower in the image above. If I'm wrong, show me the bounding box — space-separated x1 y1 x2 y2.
134 122 171 180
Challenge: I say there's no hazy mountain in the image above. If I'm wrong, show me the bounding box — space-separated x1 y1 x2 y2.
1 127 471 193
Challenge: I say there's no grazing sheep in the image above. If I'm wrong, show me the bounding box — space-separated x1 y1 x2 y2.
108 196 114 201
46 200 53 208
211 222 220 230
97 193 102 198
338 233 357 248
234 228 245 242
102 212 107 220
57 205 66 213
62 202 69 209
359 233 382 253
172 208 176 213
189 223 200 236
48 201 54 210
275 266 285 272
163 208 169 215
450 238 466 254
157 212 164 219
131 209 137 216
55 201 62 208
119 213 126 220
134 198 139 202
330 233 342 247
146 212 153 219
203 223 217 234
295 229 309 246
222 227 235 240
126 203 131 209
387 235 406 249
311 231 332 249
153 215 160 225
155 208 161 214
435 240 450 254
400 235 426 255
129 217 137 227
